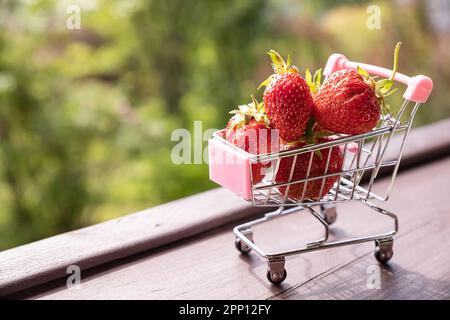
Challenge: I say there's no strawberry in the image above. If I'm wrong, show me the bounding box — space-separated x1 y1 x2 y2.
275 137 343 201
259 50 313 143
313 43 402 135
226 97 279 183
313 69 381 134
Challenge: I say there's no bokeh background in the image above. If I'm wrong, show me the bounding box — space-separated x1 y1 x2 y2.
1 0 449 250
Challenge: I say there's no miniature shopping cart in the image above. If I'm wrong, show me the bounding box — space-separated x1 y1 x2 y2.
208 53 433 284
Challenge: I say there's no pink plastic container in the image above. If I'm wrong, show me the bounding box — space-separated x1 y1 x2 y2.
208 130 253 200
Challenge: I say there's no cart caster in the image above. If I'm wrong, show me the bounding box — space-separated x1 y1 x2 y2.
320 203 337 225
235 238 252 254
267 269 287 285
267 257 286 284
234 228 253 254
374 238 394 264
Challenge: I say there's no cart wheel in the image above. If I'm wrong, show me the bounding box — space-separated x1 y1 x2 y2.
267 269 287 285
320 204 337 225
374 238 394 264
235 237 252 254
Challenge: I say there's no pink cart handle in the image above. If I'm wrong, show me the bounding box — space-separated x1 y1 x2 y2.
323 53 433 103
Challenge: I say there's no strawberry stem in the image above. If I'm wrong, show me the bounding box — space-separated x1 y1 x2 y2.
389 42 402 81
373 42 402 116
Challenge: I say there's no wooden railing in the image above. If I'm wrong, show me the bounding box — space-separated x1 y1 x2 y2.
1 119 450 299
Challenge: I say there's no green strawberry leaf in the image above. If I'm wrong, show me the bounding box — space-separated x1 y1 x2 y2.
258 75 273 90
314 68 322 88
305 68 312 85
267 50 286 74
376 79 394 95
251 94 258 107
305 68 322 94
382 102 391 114
238 104 251 114
377 79 393 89
314 150 323 161
383 87 398 97
357 65 369 79
228 112 246 130
229 95 270 128
267 50 285 65
266 49 300 75
290 65 300 74
304 117 317 145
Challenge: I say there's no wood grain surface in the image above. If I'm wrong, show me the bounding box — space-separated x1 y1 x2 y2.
10 156 450 299
0 188 269 297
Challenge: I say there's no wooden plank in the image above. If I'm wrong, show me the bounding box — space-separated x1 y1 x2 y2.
12 156 450 299
272 217 450 299
385 118 450 168
1 118 450 298
0 188 269 297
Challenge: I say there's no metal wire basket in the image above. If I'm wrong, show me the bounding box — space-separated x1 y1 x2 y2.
208 53 433 284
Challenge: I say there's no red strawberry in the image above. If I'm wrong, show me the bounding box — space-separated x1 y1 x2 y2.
313 69 381 134
275 138 343 201
260 50 313 142
313 42 402 135
226 97 279 183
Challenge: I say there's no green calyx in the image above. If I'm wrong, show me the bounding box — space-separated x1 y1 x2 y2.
286 117 335 160
228 95 270 130
267 49 299 75
357 42 402 115
258 49 300 90
304 117 334 160
305 68 322 95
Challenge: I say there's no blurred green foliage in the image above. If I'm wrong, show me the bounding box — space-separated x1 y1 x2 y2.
1 0 449 249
